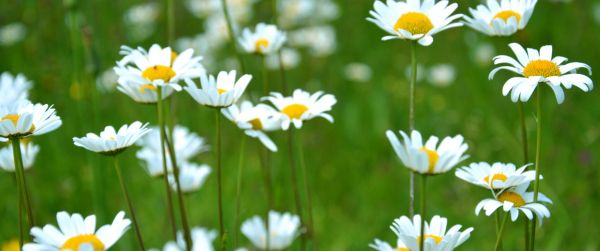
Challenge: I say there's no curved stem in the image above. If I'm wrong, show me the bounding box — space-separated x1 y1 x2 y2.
517 101 530 251
494 213 510 251
11 138 34 229
220 0 246 72
216 109 226 251
233 136 246 248
408 41 418 217
156 87 178 241
287 129 306 251
113 156 146 251
531 87 543 251
419 174 426 251
258 144 273 250
298 133 317 250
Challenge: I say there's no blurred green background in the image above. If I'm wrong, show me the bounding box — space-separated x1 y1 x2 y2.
1 0 599 250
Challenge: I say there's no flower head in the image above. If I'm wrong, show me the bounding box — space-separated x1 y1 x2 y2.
489 43 593 104
168 162 211 193
367 0 463 46
160 227 217 251
23 211 131 251
73 121 150 156
185 71 252 108
386 130 468 175
476 182 552 224
369 239 408 251
241 211 301 250
239 23 287 55
464 0 537 36
0 72 32 106
455 162 536 190
391 215 473 251
0 141 39 172
0 100 62 139
263 89 336 130
222 101 281 152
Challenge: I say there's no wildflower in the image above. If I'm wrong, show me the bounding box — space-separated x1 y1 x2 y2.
73 121 150 156
263 89 336 130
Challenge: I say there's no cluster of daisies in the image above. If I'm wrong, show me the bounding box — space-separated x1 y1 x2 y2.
368 0 592 250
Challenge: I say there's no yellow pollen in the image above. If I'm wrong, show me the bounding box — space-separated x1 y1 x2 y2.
483 173 508 188
397 247 409 251
255 38 270 53
2 240 19 251
249 118 263 130
497 191 526 207
217 88 227 95
142 65 176 82
419 147 439 173
523 60 561 78
1 114 35 132
170 51 178 64
282 104 309 119
138 84 157 93
418 234 443 244
493 10 522 23
394 12 433 35
61 234 105 251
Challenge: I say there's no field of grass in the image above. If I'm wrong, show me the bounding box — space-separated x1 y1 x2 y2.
1 0 600 250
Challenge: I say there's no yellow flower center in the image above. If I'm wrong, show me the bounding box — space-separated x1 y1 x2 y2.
255 38 270 53
419 147 439 173
493 10 522 23
170 51 178 64
61 234 105 251
418 234 443 244
397 247 409 251
217 88 227 95
394 12 433 35
249 118 263 130
138 84 157 93
497 191 526 207
523 60 561 78
282 104 309 119
483 173 508 188
2 240 19 251
2 114 35 132
142 65 176 82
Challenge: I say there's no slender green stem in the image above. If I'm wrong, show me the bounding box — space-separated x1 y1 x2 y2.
408 41 418 217
258 144 273 250
419 174 426 251
495 211 503 251
220 0 246 72
11 138 34 229
262 55 269 95
287 129 306 251
16 174 23 249
517 101 530 251
272 0 278 23
113 156 146 251
277 51 288 94
167 0 174 46
216 109 226 251
531 87 543 251
494 213 510 251
297 133 317 250
156 87 178 241
233 136 246 248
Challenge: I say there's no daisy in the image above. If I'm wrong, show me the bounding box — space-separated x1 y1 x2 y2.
239 23 287 55
168 162 211 193
369 239 408 251
367 0 463 46
263 89 337 130
489 43 593 104
161 227 217 251
113 44 205 101
73 121 151 156
391 215 473 251
455 162 536 190
464 0 537 36
222 101 281 152
241 211 301 250
475 182 552 223
23 211 131 251
0 141 39 172
116 80 177 104
0 72 32 106
0 100 62 139
386 130 469 175
184 71 252 108
136 126 209 177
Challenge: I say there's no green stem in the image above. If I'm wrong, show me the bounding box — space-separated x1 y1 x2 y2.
220 0 246 72
518 101 530 251
494 213 510 251
287 129 306 251
157 86 178 241
531 87 543 251
277 51 288 94
297 133 317 250
11 138 34 229
409 41 418 217
258 144 273 250
495 211 503 251
272 0 278 23
233 136 246 248
113 156 146 251
262 55 269 95
216 109 226 251
167 0 174 46
16 174 23 249
419 174 426 251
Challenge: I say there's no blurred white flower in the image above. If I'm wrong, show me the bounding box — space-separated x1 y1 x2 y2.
176 34 220 70
204 15 236 46
185 0 257 21
161 227 217 251
73 121 150 156
0 72 32 106
241 211 301 250
96 68 119 93
594 2 600 24
473 42 495 67
123 2 160 42
0 22 27 46
265 48 301 70
427 64 456 87
0 142 39 172
278 0 339 28
289 26 337 57
404 64 425 83
168 162 211 193
344 63 372 83
239 23 287 55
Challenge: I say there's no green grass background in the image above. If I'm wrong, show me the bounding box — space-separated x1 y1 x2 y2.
1 0 599 250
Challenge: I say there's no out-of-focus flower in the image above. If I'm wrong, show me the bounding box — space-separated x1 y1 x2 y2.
96 68 119 93
0 22 27 46
344 63 373 83
427 64 456 87
0 72 32 106
176 34 220 70
239 23 287 55
464 0 537 36
241 211 301 250
473 42 495 67
185 0 257 21
168 162 211 193
455 162 536 190
73 121 150 156
185 71 252 108
0 100 62 139
0 142 39 172
476 182 552 224
222 101 281 152
278 0 339 28
160 227 217 251
204 15 236 46
369 239 408 251
265 48 301 70
123 2 160 42
289 26 337 57
263 89 337 130
391 215 473 251
404 64 425 83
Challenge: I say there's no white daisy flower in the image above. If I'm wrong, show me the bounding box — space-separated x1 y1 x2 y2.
0 22 27 46
160 227 217 251
222 101 281 152
288 25 337 57
0 100 62 139
489 43 593 104
23 211 131 251
427 64 456 87
386 130 469 175
168 162 211 193
241 211 301 250
184 71 252 108
456 162 536 190
0 72 32 106
0 141 40 172
73 121 150 156
391 215 473 251
265 48 300 70
239 23 287 55
263 89 337 130
136 126 209 177
464 0 537 36
476 182 552 224
367 0 463 46
114 44 205 102
369 238 408 251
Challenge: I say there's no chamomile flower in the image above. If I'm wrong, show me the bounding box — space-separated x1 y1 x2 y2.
239 23 287 55
367 0 463 46
161 227 217 251
263 89 336 130
0 72 32 106
23 211 131 251
489 43 593 104
184 71 252 108
0 141 39 172
464 0 537 36
73 121 150 156
391 215 473 251
136 126 209 177
114 44 205 101
456 162 536 190
168 162 211 193
369 239 408 251
475 182 552 223
0 100 62 139
241 211 301 250
222 101 281 152
386 130 469 175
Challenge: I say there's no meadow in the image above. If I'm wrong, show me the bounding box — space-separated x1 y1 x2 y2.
1 0 600 250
